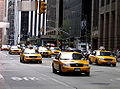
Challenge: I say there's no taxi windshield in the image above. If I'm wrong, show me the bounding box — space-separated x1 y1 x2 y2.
100 52 111 56
11 46 18 49
60 53 84 60
24 49 39 54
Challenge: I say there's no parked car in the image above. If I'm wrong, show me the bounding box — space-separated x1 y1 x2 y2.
9 46 21 54
89 50 117 66
52 52 90 76
20 48 42 63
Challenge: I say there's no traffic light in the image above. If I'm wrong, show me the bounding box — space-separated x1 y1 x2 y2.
40 1 47 14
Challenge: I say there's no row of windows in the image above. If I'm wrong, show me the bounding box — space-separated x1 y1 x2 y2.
101 0 116 7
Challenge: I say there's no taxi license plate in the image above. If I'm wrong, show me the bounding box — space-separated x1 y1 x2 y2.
32 59 36 61
74 68 80 72
107 62 111 64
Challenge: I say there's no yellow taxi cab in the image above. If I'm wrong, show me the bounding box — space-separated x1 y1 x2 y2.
20 48 42 63
52 52 90 76
89 50 117 66
50 47 61 55
38 47 51 57
1 45 9 51
9 46 21 54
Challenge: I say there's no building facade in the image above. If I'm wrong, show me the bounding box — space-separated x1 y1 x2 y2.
91 0 120 50
63 0 92 48
0 0 5 44
7 0 44 45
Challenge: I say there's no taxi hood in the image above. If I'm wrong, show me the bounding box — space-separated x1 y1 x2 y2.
60 60 89 64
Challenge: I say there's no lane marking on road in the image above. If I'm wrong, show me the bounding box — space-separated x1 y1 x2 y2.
0 70 18 72
40 73 71 87
0 74 4 80
11 76 46 81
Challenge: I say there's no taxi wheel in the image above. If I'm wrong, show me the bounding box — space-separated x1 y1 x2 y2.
22 57 25 63
89 58 92 64
85 72 90 76
52 64 57 73
20 57 22 63
38 61 42 64
112 64 116 67
9 51 11 54
59 65 63 75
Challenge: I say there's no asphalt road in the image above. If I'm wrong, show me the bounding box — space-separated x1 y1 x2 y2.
1 51 120 89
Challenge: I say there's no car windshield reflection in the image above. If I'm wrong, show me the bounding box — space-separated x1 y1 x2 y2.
100 52 111 56
60 53 85 60
24 49 39 54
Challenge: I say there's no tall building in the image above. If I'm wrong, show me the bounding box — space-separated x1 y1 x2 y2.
0 0 9 45
0 0 4 44
7 0 43 45
91 0 120 50
91 0 99 50
63 0 92 48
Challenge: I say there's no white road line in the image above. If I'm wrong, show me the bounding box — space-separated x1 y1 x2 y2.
0 74 4 80
0 70 18 72
40 73 71 87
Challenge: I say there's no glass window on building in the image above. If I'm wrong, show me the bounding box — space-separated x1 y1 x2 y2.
112 0 115 2
106 0 110 5
101 0 104 6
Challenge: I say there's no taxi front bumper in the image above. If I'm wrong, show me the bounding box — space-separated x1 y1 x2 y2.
61 66 90 73
24 58 42 62
10 51 21 54
98 60 116 65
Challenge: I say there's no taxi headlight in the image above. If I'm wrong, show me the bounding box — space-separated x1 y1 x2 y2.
99 58 104 61
63 63 70 67
25 56 29 58
84 64 89 66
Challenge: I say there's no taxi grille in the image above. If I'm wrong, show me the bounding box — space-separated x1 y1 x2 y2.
29 56 38 58
104 59 113 61
70 63 83 67
43 52 48 54
54 52 59 53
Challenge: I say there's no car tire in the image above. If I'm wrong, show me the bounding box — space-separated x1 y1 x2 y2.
9 51 11 54
22 57 25 63
38 61 42 64
52 63 57 73
112 64 116 67
59 65 63 75
85 72 90 76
